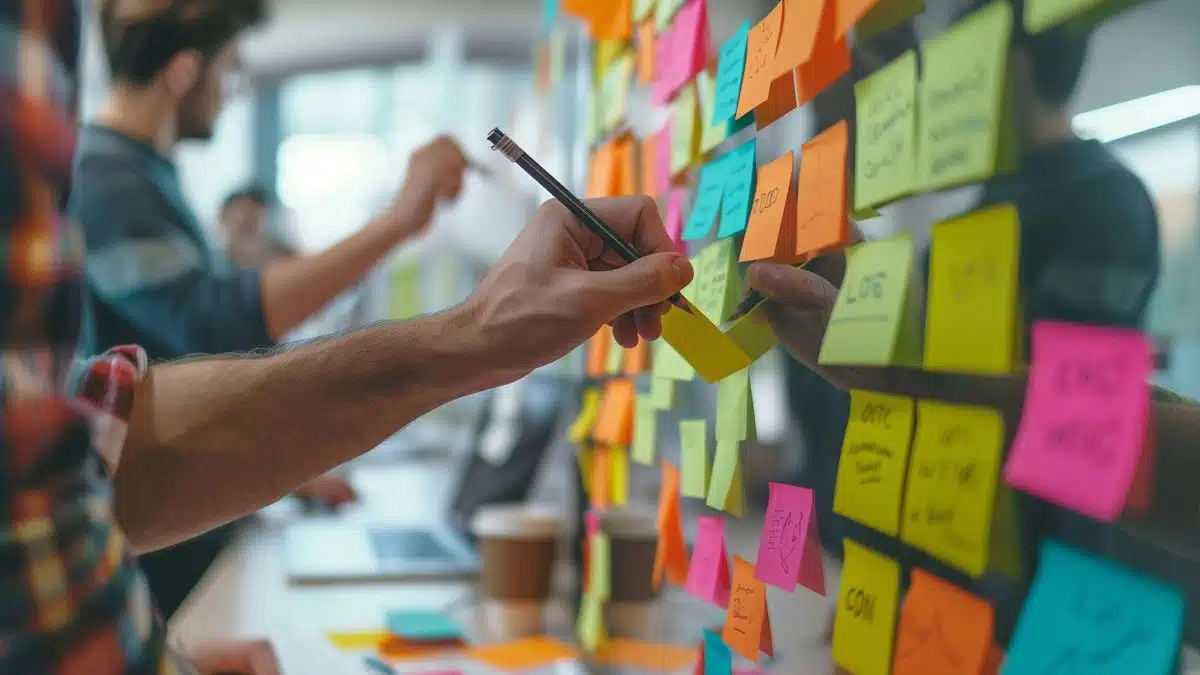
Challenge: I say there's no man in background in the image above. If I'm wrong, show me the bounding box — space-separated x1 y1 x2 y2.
218 184 296 268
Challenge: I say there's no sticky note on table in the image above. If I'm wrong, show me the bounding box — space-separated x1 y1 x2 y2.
711 21 750 129
706 440 745 517
679 419 710 498
631 397 658 465
685 515 732 607
902 400 1004 577
1004 321 1151 521
660 303 753 383
737 3 783 119
722 556 774 662
386 610 463 641
670 83 700 176
794 120 850 259
818 233 922 367
893 569 994 675
853 50 917 211
468 636 578 671
739 151 799 264
833 390 916 537
833 539 900 675
716 367 755 441
917 0 1015 192
686 238 741 324
703 630 734 675
682 157 728 241
716 138 757 238
654 461 690 587
569 388 603 444
924 204 1021 374
593 379 636 445
755 481 824 594
773 0 823 77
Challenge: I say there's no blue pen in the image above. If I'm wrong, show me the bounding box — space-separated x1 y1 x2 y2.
363 655 396 675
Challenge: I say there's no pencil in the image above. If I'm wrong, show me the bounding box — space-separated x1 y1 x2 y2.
487 127 690 313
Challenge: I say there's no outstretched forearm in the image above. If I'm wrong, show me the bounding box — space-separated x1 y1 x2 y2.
117 306 499 552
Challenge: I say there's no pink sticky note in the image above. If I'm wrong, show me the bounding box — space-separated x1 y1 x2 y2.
754 482 825 594
655 124 673 195
1004 320 1152 521
652 25 678 105
685 516 732 607
665 0 709 93
665 188 687 251
585 510 601 537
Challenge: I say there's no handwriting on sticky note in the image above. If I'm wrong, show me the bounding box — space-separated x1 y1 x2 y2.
706 440 745 517
739 151 797 263
712 21 750 128
716 138 757 238
854 50 917 210
737 3 783 119
679 419 710 498
894 569 994 675
685 516 731 607
1004 321 1151 522
723 556 772 662
924 204 1020 375
917 1 1013 191
716 367 755 441
754 482 823 593
902 400 1004 577
833 539 901 675
833 390 915 537
686 238 740 324
794 120 850 258
631 397 657 466
1004 540 1184 675
682 158 727 241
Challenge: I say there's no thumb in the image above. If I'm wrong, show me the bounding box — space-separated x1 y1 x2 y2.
747 262 839 309
588 252 693 317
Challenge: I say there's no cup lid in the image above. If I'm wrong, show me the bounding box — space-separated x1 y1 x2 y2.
470 503 563 539
598 508 658 538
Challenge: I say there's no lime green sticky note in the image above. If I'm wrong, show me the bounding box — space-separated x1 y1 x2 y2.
670 83 699 176
388 262 423 320
1025 0 1111 34
610 445 629 506
716 367 756 441
853 50 917 211
685 238 741 324
706 440 745 517
833 390 916 537
654 0 687 31
633 0 658 23
698 70 729 154
649 376 677 410
605 335 624 374
584 87 601 147
916 0 1013 192
652 339 696 382
857 0 924 43
599 52 634 133
818 233 922 367
679 419 710 498
725 306 777 360
632 397 658 465
577 592 607 653
589 532 612 600
852 205 883 220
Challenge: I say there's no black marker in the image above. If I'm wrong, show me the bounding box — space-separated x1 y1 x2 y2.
487 127 691 313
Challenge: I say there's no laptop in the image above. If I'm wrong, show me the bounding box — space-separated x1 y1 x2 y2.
284 376 569 584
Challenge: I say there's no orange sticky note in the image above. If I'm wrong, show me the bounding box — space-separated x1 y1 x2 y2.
755 71 798 130
636 20 656 84
893 569 994 675
595 639 697 671
468 637 579 671
740 151 800 263
587 143 618 199
794 120 850 259
615 137 637 196
774 0 824 77
736 2 784 119
624 340 650 375
835 0 883 39
591 446 611 509
594 379 636 445
565 0 633 40
587 325 613 376
654 461 689 588
1126 423 1154 515
640 134 659 196
794 2 851 107
722 556 774 662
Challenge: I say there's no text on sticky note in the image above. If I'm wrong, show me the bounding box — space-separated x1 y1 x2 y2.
833 539 901 675
853 49 918 210
833 390 916 537
755 481 824 594
716 138 757 239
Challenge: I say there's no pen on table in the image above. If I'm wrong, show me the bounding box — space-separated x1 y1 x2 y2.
487 127 691 314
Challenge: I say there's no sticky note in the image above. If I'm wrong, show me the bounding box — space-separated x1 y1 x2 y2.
577 592 607 652
679 419 710 498
670 84 700 176
833 390 916 537
818 234 922 367
722 556 774 662
610 445 629 505
754 71 798 130
569 388 603 444
565 0 632 40
1005 321 1151 521
917 0 1014 192
655 124 673 194
682 157 728 241
755 482 825 594
794 120 850 259
711 21 750 130
468 637 578 671
853 50 918 211
686 238 741 324
773 0 823 77
685 516 732 607
632 397 658 465
654 461 690 587
636 20 656 84
725 305 778 361
924 204 1021 374
586 143 617 199
716 138 757 238
716 367 756 441
665 187 686 246
703 631 733 675
706 440 745 517
893 569 994 675
739 151 799 263
858 0 924 42
589 531 612 600
649 376 677 409
543 0 561 26
599 53 634 133
902 400 1004 577
633 0 657 21
613 137 637 196
794 6 851 108
654 0 687 31
593 379 636 445
668 0 709 93
833 540 900 675
1024 0 1108 34
737 3 783 119
386 611 463 641
594 639 696 670
623 340 649 375
653 334 697 381
659 304 753 383
641 133 659 196
835 0 885 39
698 70 728 154
605 333 625 374
591 445 611 509
578 447 595 498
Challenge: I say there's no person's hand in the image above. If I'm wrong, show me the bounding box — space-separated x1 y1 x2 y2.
382 135 469 239
463 195 693 385
294 472 358 508
183 638 281 675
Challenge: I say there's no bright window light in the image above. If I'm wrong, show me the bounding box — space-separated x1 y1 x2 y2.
1074 85 1200 143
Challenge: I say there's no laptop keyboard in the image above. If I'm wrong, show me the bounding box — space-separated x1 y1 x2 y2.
369 528 454 562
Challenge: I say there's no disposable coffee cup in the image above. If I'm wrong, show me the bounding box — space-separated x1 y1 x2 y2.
597 508 660 638
471 504 562 639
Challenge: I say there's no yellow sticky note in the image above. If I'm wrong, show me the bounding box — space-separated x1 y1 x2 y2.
388 263 423 320
724 305 778 361
610 445 629 505
698 69 729 154
660 304 753 383
818 234 922 367
706 440 745 517
716 367 756 441
649 376 677 409
1025 0 1121 34
679 419 710 498
577 592 608 653
853 50 917 211
590 532 613 600
600 52 634 132
632 397 658 465
652 338 696 382
685 238 741 324
924 204 1020 375
833 540 901 675
670 83 699 176
578 447 595 498
916 0 1014 192
901 400 1004 577
569 388 603 444
595 40 626 82
633 0 657 22
990 484 1023 580
833 390 916 536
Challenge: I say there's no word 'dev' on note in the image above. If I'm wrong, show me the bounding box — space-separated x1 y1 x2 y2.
854 49 917 210
1004 321 1151 522
739 151 799 264
755 482 824 594
833 390 916 537
794 121 850 259
1003 540 1184 675
893 569 994 675
723 556 774 662
685 516 732 607
902 400 1004 577
834 540 901 675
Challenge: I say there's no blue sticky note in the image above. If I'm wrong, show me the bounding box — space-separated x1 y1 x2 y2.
711 22 751 128
542 0 560 27
385 610 463 641
716 139 757 238
703 630 733 675
1003 540 1184 675
682 156 729 241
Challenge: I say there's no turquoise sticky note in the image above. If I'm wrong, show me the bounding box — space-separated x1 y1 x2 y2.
385 610 463 641
711 21 751 128
682 157 729 241
1003 540 1184 675
716 139 757 238
542 0 560 27
703 629 734 675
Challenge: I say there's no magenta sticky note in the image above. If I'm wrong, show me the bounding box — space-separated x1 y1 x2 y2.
665 188 687 250
665 0 709 92
655 124 673 195
1004 320 1152 522
585 510 601 537
652 25 678 105
685 515 732 607
754 482 825 594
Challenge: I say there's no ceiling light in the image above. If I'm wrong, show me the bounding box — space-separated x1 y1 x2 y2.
1074 85 1200 143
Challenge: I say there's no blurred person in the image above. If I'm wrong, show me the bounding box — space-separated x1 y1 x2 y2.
218 184 295 268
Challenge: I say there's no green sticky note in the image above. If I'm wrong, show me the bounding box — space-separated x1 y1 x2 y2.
670 83 699 176
652 338 696 381
576 592 607 653
857 0 924 42
697 70 727 154
654 0 687 31
605 334 624 374
682 157 728 241
599 52 634 133
632 396 658 465
716 138 757 238
649 376 677 409
589 533 612 600
679 419 709 498
1025 0 1123 34
705 440 744 516
916 0 1013 192
818 233 923 367
716 367 756 441
854 50 918 211
388 263 423 320
633 0 657 22
725 306 777 360
685 238 741 324
385 610 462 641
584 88 601 147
